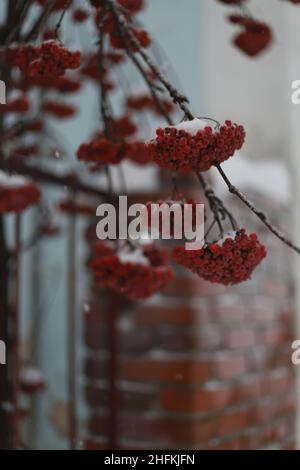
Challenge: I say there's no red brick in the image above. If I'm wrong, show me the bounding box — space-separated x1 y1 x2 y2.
159 385 231 413
269 370 292 395
84 439 108 450
163 276 226 297
85 385 156 410
216 305 246 323
159 326 222 352
84 357 108 379
134 305 208 326
224 329 256 349
120 328 157 353
208 437 242 450
213 354 247 380
85 325 107 350
217 407 252 437
89 414 217 444
234 376 263 403
258 325 290 346
121 358 210 384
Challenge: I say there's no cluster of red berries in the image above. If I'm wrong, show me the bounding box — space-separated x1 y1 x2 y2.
90 242 173 300
90 0 144 14
73 9 89 23
20 75 81 94
0 176 41 214
173 229 266 285
94 8 150 51
147 119 245 173
20 365 46 395
127 94 174 117
80 53 117 88
146 198 202 237
42 101 77 119
10 145 39 160
229 15 272 57
110 27 151 50
9 40 80 78
24 120 44 133
125 141 152 165
77 135 155 166
77 138 125 165
114 116 137 139
0 95 29 114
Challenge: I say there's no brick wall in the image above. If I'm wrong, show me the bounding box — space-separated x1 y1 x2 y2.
83 189 296 450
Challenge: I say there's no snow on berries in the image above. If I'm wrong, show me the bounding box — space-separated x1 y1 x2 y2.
90 242 173 300
228 15 272 57
147 118 245 173
173 229 266 285
7 40 81 78
0 171 41 214
20 365 46 395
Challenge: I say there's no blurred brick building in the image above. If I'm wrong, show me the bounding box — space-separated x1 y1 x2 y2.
83 179 296 450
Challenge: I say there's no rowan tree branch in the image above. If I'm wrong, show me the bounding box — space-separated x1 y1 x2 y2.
216 164 300 254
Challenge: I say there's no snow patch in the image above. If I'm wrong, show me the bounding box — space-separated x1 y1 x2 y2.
118 247 150 267
212 156 291 204
0 170 28 188
21 366 45 385
217 231 237 246
170 118 212 135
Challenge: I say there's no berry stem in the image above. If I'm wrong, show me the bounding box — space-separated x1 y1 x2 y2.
216 163 300 255
106 0 194 120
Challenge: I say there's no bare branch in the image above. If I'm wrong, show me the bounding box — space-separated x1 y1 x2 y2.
216 163 300 255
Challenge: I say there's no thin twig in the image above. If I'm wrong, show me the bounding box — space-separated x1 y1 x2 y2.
54 0 71 39
25 0 56 42
106 0 193 120
5 0 31 45
216 164 300 255
196 172 238 236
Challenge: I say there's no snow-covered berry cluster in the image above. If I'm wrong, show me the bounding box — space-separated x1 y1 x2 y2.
173 229 266 285
147 118 245 173
90 242 173 299
7 40 81 78
0 171 41 214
